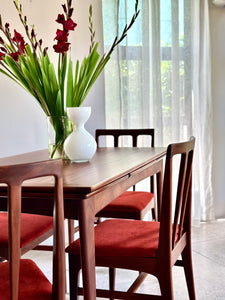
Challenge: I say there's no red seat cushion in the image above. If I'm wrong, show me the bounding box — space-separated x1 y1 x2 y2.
0 213 53 248
102 191 154 212
66 219 160 258
0 259 52 299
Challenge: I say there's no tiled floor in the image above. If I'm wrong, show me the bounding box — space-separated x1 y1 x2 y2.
24 219 225 299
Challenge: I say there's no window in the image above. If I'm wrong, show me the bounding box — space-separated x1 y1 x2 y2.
102 0 191 146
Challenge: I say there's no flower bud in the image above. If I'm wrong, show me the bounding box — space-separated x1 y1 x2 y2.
43 47 48 56
62 4 67 13
31 28 35 38
69 8 74 18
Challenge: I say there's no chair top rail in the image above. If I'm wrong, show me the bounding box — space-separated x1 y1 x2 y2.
96 128 155 148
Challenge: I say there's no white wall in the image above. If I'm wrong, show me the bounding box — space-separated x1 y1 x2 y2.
0 0 105 157
209 2 225 218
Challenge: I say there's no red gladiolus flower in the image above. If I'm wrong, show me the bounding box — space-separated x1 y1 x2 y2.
10 51 20 61
63 18 77 31
56 14 65 24
13 30 25 43
55 29 68 42
19 41 26 52
53 4 77 54
13 30 27 53
53 41 70 54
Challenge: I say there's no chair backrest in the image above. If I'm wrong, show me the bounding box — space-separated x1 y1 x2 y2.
95 129 154 148
95 129 155 193
158 137 195 258
0 159 65 300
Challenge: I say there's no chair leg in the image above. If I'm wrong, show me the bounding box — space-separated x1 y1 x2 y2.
68 253 81 300
109 267 116 300
182 244 196 300
68 219 75 244
158 267 173 300
151 207 156 221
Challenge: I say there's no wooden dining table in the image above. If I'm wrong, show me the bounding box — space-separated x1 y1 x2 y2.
0 147 166 300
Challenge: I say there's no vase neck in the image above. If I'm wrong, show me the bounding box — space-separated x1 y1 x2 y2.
73 123 84 131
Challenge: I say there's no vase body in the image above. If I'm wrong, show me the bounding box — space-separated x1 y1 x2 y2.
47 116 73 159
64 107 97 163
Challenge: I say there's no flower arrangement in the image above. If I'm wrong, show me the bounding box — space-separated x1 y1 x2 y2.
0 0 139 158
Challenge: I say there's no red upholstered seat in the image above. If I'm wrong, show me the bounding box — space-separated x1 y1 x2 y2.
0 259 52 300
66 219 160 258
103 191 154 212
0 212 53 248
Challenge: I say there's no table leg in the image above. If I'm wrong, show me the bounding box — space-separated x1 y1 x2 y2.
156 160 163 221
78 198 96 300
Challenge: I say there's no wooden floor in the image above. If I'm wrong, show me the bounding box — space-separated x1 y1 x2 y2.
23 219 225 300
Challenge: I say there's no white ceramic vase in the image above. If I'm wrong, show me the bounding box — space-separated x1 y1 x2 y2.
64 107 97 163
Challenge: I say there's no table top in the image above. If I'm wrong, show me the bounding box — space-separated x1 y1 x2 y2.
0 147 166 195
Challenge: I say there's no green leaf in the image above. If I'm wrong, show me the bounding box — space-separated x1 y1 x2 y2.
24 44 33 57
4 56 31 91
21 58 43 93
74 60 79 82
41 52 51 78
57 54 61 81
40 68 54 113
66 58 73 107
55 90 62 116
49 63 59 95
71 44 101 106
59 53 67 113
82 55 110 102
72 57 92 106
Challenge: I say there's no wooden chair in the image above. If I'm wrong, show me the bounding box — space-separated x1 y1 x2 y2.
0 159 65 299
66 137 196 300
0 178 74 259
95 128 157 221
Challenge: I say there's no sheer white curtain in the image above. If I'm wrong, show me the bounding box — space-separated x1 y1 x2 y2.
102 0 214 223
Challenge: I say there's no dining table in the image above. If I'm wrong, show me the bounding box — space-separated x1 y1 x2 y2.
0 146 166 300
